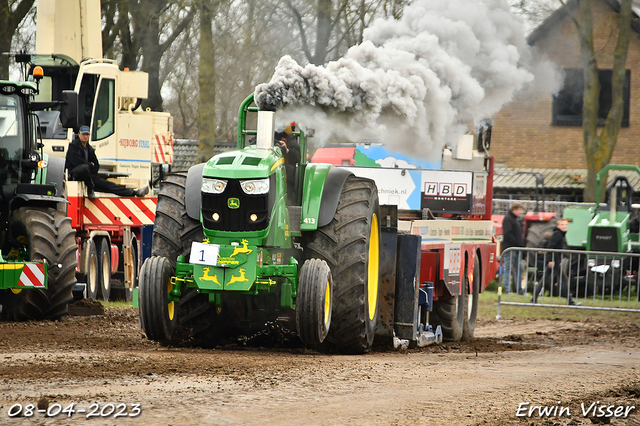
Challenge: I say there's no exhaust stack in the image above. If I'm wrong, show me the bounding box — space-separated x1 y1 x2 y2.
256 110 275 150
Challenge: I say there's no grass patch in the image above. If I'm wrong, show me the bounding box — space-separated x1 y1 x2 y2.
97 300 133 309
479 289 640 322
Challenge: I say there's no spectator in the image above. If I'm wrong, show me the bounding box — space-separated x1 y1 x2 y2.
66 125 149 200
532 218 578 305
502 203 525 295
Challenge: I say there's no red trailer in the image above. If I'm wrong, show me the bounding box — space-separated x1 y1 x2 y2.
312 138 498 343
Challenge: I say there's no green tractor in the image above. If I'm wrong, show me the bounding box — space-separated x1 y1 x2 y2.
138 94 380 353
564 164 640 296
0 74 79 320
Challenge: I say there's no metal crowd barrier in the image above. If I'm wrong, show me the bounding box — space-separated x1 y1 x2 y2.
493 199 595 217
497 247 640 316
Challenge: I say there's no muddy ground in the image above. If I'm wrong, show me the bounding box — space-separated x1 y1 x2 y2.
0 307 638 426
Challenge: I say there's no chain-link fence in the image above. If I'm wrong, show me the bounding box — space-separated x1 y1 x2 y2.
497 247 640 316
493 199 595 217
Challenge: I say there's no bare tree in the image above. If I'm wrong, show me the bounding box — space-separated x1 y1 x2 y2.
564 0 633 201
0 0 35 79
197 0 217 159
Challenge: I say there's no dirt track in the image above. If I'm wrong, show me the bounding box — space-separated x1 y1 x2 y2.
0 307 638 426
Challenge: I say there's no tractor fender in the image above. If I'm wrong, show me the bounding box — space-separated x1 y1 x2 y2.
300 165 353 231
186 163 206 221
46 155 67 197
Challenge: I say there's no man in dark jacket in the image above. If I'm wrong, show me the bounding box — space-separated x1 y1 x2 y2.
66 125 149 199
501 203 525 294
532 218 577 305
275 126 301 204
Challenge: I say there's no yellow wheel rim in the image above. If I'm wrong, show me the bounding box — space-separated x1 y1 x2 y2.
167 279 175 321
367 213 379 321
324 279 331 325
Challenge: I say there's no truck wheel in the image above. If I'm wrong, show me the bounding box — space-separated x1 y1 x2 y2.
138 256 178 345
1 207 77 321
151 172 218 346
462 255 480 341
305 176 380 354
432 293 465 342
85 240 100 299
98 238 111 301
296 258 333 346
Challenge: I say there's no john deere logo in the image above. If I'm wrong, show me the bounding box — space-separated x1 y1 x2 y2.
228 198 240 209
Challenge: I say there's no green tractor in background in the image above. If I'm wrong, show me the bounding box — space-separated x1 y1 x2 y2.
138 94 380 353
564 164 640 296
0 71 78 320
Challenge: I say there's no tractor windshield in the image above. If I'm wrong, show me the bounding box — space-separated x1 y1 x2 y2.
0 94 24 185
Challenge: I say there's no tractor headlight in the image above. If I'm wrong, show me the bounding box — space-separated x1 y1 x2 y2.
240 178 270 195
202 178 227 194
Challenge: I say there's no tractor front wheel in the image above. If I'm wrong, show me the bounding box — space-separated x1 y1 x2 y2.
296 258 333 346
139 256 178 345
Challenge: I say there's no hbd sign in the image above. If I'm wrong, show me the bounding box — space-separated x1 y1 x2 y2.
423 182 468 198
421 170 474 213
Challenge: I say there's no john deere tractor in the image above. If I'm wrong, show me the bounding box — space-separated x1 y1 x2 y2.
139 94 380 353
0 72 79 320
564 164 640 296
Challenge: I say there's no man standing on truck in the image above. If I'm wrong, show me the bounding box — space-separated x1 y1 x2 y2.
65 125 149 200
501 203 525 295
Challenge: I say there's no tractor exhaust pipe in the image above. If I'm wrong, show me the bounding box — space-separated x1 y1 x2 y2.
256 110 275 150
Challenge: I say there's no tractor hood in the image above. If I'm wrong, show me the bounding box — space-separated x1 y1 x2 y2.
203 146 284 180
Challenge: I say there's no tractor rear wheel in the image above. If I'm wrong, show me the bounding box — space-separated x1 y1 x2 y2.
305 176 380 354
296 258 333 346
139 256 177 344
98 238 111 301
462 255 480 341
0 207 77 321
85 240 99 299
151 172 220 347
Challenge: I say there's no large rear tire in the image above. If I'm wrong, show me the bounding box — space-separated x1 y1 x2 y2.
0 207 77 321
462 255 480 341
305 176 380 354
296 258 333 346
139 256 177 344
150 172 220 347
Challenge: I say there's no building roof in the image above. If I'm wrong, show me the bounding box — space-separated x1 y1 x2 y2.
172 140 236 171
527 0 640 45
494 166 640 190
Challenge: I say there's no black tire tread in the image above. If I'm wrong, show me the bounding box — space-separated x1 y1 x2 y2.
305 176 380 354
1 207 77 321
296 258 332 346
149 172 219 347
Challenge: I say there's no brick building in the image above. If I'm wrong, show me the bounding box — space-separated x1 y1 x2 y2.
491 0 640 198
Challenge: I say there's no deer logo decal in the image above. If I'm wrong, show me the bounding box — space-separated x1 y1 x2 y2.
227 268 248 285
200 267 220 285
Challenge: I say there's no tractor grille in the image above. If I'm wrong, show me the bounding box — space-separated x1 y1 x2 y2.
201 177 273 232
590 227 618 252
